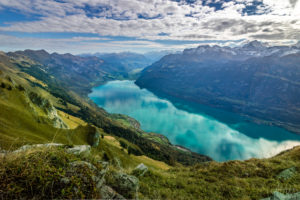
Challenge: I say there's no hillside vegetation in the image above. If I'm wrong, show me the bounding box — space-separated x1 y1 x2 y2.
0 50 210 165
0 143 299 199
0 50 299 199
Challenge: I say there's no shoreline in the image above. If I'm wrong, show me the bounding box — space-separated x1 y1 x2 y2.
88 80 300 162
135 81 300 136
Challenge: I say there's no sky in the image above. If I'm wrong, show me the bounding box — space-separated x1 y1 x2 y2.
0 0 299 54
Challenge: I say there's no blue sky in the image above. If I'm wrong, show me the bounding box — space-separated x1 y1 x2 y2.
0 0 299 54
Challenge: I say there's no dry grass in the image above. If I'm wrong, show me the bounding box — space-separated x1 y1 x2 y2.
138 146 300 200
58 110 87 129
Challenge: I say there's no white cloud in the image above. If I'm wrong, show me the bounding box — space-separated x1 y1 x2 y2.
0 0 299 52
0 34 202 53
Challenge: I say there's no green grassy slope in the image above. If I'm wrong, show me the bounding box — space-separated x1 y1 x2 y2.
0 51 299 199
138 146 300 199
0 51 211 165
0 143 299 199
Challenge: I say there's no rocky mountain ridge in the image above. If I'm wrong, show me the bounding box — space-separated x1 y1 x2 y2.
136 41 300 134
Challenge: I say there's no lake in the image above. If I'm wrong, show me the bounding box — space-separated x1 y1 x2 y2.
89 80 300 161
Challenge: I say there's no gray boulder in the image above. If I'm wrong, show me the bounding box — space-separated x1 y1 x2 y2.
66 145 91 155
132 163 148 177
277 167 297 180
59 161 101 197
69 161 97 171
96 162 110 190
13 143 63 153
113 157 122 170
113 172 139 198
13 143 91 156
60 177 71 185
100 185 125 200
68 160 110 191
261 191 300 200
92 131 100 147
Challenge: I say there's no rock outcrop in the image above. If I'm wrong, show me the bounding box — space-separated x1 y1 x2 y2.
277 167 297 180
261 191 300 200
26 91 69 129
12 143 91 156
112 172 139 199
132 163 148 177
66 145 91 155
100 185 125 200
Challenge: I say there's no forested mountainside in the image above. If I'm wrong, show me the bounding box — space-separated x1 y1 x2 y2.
136 41 300 134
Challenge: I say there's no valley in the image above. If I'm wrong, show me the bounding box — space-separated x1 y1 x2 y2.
89 80 300 161
136 41 300 134
0 44 299 199
1 0 300 199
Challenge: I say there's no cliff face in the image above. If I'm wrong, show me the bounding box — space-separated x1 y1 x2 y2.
136 43 300 133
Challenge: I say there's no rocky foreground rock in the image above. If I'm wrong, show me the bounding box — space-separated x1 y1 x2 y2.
261 191 300 200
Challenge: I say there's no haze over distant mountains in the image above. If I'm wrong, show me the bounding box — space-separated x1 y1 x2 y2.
80 51 172 73
136 41 300 134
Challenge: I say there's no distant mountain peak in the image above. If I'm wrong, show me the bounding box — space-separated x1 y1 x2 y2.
24 49 49 55
294 41 300 48
242 40 267 49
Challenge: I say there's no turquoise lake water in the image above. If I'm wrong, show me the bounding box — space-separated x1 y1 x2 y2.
89 80 300 161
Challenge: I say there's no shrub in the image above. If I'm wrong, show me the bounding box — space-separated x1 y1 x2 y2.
0 82 5 88
103 152 110 161
6 85 12 90
16 84 25 91
128 146 143 156
119 140 128 149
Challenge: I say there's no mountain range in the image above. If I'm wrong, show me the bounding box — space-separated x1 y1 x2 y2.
80 51 172 79
0 45 300 199
136 41 300 134
1 49 213 165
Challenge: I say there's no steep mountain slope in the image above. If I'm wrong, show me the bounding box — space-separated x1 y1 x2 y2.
8 50 128 96
0 51 211 165
136 42 300 134
0 52 98 148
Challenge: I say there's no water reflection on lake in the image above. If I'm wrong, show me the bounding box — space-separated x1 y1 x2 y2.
89 80 300 161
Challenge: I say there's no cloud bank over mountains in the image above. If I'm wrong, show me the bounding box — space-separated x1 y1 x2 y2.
0 0 299 53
